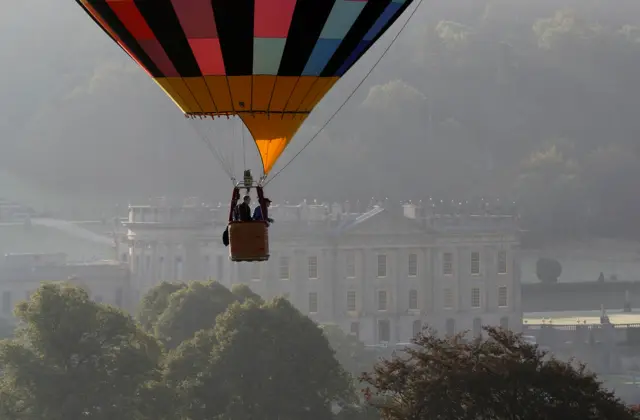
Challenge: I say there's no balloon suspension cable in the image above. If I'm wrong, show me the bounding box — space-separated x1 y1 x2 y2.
241 121 247 171
185 115 236 183
264 0 425 187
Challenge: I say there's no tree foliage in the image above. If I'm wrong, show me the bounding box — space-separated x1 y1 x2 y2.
363 326 636 420
152 280 243 348
137 281 186 332
166 298 354 420
0 282 162 420
321 323 378 380
536 257 563 283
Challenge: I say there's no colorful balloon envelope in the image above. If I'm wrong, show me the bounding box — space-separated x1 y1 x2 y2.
77 0 414 175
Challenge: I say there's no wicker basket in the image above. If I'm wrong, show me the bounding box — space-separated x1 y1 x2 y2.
228 221 270 262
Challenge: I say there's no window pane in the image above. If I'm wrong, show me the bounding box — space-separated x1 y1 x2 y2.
408 253 417 277
471 288 481 308
308 256 318 279
279 256 290 279
378 290 388 311
377 254 387 277
471 252 480 275
347 291 356 312
498 286 508 307
409 289 418 310
443 252 453 275
309 292 318 313
498 251 507 274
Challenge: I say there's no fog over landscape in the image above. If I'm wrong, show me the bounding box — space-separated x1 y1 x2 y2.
3 0 640 241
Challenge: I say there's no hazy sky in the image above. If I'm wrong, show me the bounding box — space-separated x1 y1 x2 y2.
1 0 638 218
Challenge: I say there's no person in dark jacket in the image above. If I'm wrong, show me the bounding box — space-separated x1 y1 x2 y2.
235 195 252 221
253 198 274 225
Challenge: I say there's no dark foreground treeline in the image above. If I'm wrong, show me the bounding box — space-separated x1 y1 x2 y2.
0 279 636 419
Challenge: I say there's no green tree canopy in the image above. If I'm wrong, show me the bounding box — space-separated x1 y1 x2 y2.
167 298 354 420
153 280 240 348
137 281 186 332
0 282 162 420
363 326 636 419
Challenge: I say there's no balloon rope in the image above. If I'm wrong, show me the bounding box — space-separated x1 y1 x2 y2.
186 118 235 180
264 0 425 186
242 120 247 170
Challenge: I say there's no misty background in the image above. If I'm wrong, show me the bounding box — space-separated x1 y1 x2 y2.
2 0 640 241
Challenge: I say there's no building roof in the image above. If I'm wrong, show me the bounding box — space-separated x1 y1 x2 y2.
0 221 114 262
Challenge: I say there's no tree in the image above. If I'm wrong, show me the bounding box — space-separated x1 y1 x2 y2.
582 145 640 237
153 280 240 348
515 145 585 237
362 326 636 420
230 283 263 303
536 257 563 283
169 298 354 420
137 281 186 332
0 316 15 339
321 324 378 380
0 282 162 420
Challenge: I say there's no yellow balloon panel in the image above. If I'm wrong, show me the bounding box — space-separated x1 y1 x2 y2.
153 75 339 173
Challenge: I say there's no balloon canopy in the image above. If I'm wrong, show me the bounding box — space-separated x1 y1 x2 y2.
77 0 413 174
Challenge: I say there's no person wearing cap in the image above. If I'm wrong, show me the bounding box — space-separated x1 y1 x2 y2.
253 198 274 225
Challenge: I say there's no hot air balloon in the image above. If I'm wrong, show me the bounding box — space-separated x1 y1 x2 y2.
75 0 416 261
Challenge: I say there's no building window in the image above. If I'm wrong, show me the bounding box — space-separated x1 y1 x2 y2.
378 319 391 343
350 322 360 339
345 250 355 278
498 286 508 308
378 290 388 311
471 287 481 308
145 255 151 272
347 291 356 312
473 317 482 338
471 251 480 275
2 291 11 315
443 288 453 309
408 253 417 277
409 289 418 310
377 254 387 278
498 250 507 274
94 295 104 303
412 320 422 337
500 316 509 330
308 256 318 279
308 292 318 313
443 252 453 275
279 256 290 280
446 318 455 336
